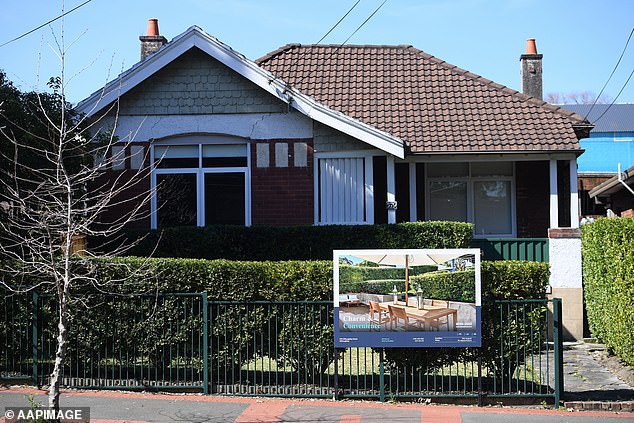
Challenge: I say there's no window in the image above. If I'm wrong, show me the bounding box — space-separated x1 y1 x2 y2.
151 139 250 229
426 162 515 237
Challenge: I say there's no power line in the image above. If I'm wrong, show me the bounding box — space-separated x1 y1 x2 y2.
336 0 388 49
284 0 362 73
315 0 362 45
584 27 634 120
0 0 93 49
592 67 634 125
293 0 388 87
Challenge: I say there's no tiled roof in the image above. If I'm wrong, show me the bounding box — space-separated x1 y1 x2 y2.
257 44 589 154
559 104 634 133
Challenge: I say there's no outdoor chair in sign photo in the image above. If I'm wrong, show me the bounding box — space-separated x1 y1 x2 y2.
368 301 391 328
388 305 423 331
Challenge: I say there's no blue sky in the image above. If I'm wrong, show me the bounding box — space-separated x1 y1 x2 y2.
1 0 633 112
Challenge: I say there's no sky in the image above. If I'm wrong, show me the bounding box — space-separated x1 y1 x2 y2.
1 0 633 112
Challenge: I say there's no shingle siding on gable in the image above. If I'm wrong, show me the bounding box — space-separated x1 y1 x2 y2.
119 47 286 116
313 121 370 153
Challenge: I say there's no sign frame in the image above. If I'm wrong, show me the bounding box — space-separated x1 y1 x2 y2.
334 248 481 348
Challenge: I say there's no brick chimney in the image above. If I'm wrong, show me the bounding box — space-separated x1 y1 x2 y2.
520 38 543 99
139 18 167 60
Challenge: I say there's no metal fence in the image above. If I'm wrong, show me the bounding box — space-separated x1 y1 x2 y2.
0 292 563 405
471 238 549 262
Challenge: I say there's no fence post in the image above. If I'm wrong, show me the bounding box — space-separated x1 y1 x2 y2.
477 348 483 407
334 347 339 400
379 348 385 403
32 290 38 387
553 298 564 407
202 292 209 395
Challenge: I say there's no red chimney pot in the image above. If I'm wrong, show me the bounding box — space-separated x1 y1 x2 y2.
526 38 537 54
147 18 159 37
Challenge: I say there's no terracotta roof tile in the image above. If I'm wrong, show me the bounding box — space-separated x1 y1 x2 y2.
257 44 588 153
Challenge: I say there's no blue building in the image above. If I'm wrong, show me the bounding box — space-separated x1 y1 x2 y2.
562 104 634 216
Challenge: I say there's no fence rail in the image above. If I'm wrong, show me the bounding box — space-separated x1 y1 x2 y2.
1 293 563 405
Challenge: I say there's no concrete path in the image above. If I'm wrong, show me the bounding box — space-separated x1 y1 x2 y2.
563 342 634 411
1 387 633 423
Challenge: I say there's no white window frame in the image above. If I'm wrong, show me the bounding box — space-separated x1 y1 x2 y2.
425 162 517 238
314 151 376 225
150 139 251 229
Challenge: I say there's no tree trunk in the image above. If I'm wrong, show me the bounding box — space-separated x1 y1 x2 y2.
48 295 69 411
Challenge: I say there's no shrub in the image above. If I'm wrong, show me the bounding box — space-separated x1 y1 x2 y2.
97 221 473 260
582 217 634 366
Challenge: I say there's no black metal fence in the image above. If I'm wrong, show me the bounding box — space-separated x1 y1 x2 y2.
0 292 564 405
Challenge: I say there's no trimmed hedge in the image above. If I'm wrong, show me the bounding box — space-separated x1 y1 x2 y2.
582 217 634 366
411 270 475 303
2 257 549 381
101 221 473 260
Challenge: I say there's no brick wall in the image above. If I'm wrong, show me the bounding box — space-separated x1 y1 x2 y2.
119 47 286 116
251 139 314 225
92 141 152 230
516 161 550 237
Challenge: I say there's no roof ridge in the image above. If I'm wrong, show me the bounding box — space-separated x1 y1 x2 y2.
256 43 301 64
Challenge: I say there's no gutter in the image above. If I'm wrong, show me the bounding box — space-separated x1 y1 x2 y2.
617 163 634 196
589 164 634 199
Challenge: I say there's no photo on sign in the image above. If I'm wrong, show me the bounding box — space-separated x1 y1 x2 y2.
333 249 481 348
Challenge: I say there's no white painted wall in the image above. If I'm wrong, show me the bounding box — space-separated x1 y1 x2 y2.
101 111 313 142
548 237 582 288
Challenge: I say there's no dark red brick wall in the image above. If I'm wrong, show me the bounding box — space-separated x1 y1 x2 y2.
250 139 314 225
92 142 151 230
516 161 550 237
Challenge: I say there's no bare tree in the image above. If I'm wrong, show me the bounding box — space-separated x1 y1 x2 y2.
0 8 153 411
545 90 612 105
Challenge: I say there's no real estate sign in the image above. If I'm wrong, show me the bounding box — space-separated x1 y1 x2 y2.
334 248 481 348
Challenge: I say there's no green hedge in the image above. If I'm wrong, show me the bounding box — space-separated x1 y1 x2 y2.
100 221 473 260
2 256 549 381
582 217 634 366
89 257 332 300
411 270 475 303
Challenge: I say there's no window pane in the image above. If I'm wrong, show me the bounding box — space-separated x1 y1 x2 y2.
130 146 144 170
428 181 467 221
204 173 245 225
474 181 512 235
427 162 468 177
202 144 246 157
111 145 125 170
471 162 513 176
157 173 197 227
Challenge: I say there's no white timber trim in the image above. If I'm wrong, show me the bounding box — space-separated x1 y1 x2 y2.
409 162 417 222
386 156 396 224
569 159 579 229
549 159 559 228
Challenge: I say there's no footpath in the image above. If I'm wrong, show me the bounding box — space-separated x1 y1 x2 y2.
0 341 633 422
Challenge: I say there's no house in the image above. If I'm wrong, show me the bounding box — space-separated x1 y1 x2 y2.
76 22 591 339
559 104 634 217
588 165 634 216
